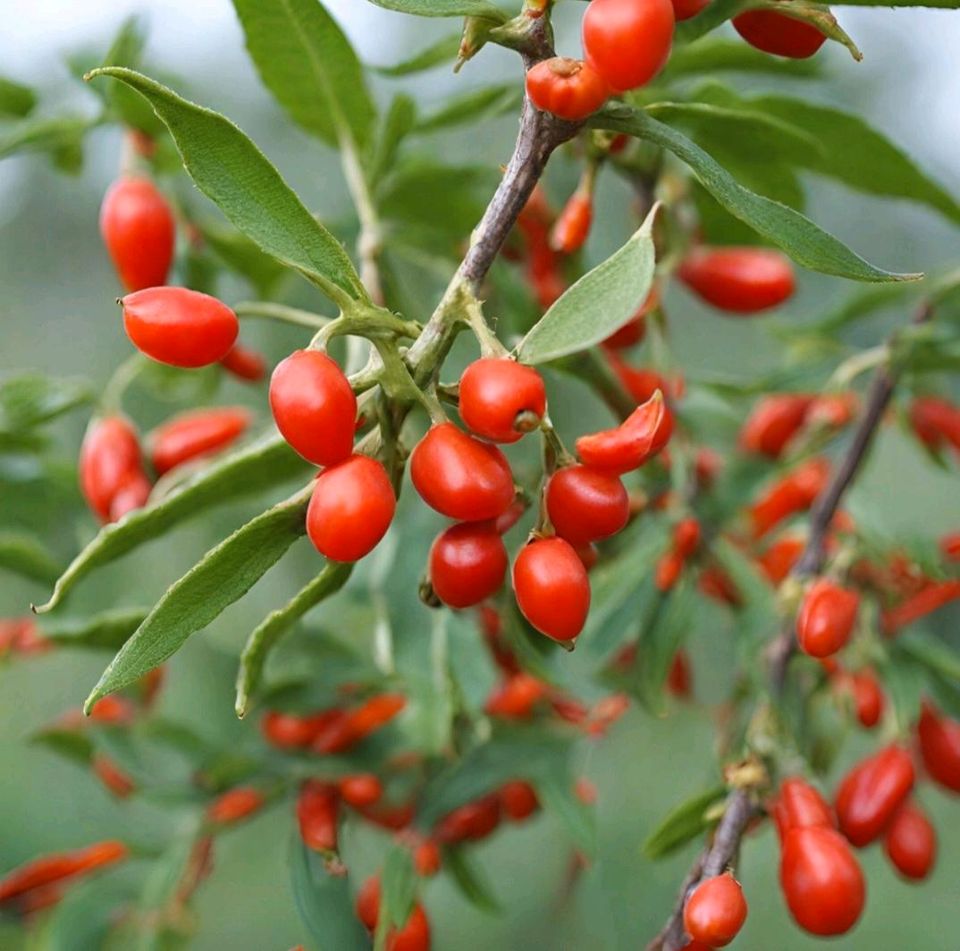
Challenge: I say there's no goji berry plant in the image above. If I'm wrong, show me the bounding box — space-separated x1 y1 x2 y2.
1 1 960 948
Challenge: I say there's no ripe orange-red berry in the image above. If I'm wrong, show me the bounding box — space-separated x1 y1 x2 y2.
428 522 508 609
513 537 591 642
679 247 795 314
149 407 251 475
458 358 546 444
525 57 609 121
683 872 748 948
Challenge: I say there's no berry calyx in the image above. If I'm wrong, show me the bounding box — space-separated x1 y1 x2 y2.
679 247 795 314
683 872 748 948
428 522 508 608
525 57 609 122
796 579 859 658
269 349 357 467
582 0 675 93
121 287 239 368
545 465 629 545
513 537 591 642
411 423 515 521
99 176 175 292
306 455 396 562
458 358 547 444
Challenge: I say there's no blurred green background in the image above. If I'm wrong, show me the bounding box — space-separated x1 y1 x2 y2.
1 2 959 948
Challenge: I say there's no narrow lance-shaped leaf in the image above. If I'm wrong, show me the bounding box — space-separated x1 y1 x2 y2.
642 786 727 860
41 608 149 651
0 75 37 118
236 560 353 717
536 766 598 857
0 116 95 163
0 373 92 433
84 485 312 712
369 94 417 188
379 843 417 932
443 847 502 914
518 204 659 365
365 0 508 21
35 433 309 614
232 0 376 150
86 68 366 305
414 85 521 134
373 34 462 77
0 533 63 584
590 106 921 284
661 37 822 80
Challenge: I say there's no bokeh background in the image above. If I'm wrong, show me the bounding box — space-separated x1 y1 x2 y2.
1 2 959 948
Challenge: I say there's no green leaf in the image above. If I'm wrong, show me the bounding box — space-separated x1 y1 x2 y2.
35 434 309 614
414 85 521 134
0 75 37 118
369 94 417 188
537 767 597 856
878 648 924 734
197 219 287 295
518 204 659 364
373 34 461 76
642 786 727 860
0 533 62 584
661 37 821 80
31 728 94 766
743 94 960 226
0 116 94 166
831 0 957 5
0 373 92 433
634 580 696 715
86 68 365 305
591 106 920 284
41 608 149 651
898 631 960 683
84 486 311 712
290 837 370 951
365 0 508 21
809 283 920 334
235 561 353 717
379 843 416 932
443 846 502 914
232 0 375 150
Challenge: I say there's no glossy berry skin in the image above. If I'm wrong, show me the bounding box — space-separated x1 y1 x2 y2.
338 774 383 808
683 872 748 948
834 744 915 847
149 407 251 475
436 795 501 843
582 0 675 93
459 359 546 444
500 780 540 821
269 350 357 466
121 287 238 368
739 394 814 458
779 826 865 936
773 778 834 840
884 800 936 881
100 176 176 292
671 0 709 19
429 522 508 608
910 396 960 453
261 710 339 749
220 343 266 382
916 702 960 793
79 416 147 523
733 10 827 59
306 455 396 562
411 424 514 521
546 465 629 545
525 57 609 121
576 392 668 474
849 670 884 729
109 472 152 521
551 191 593 254
750 457 830 538
796 579 859 658
679 247 795 314
485 673 547 719
513 538 591 642
297 780 339 852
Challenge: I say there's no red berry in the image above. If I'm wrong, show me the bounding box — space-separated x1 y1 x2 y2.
121 287 238 368
551 191 593 254
733 9 827 59
683 872 748 948
671 0 709 20
435 795 501 843
92 755 136 798
428 522 508 609
525 57 609 122
413 839 441 877
884 800 936 881
355 876 431 951
108 472 152 522
220 343 267 382
603 287 658 348
485 673 548 719
655 550 684 592
297 780 339 852
916 702 960 793
679 247 795 314
757 535 805 585
348 694 407 740
411 423 514 521
674 518 701 558
100 176 175 292
910 396 960 454
575 391 669 474
459 358 546 444
739 394 814 458
306 455 396 562
338 773 383 808
500 780 540 821
796 579 859 658
513 537 591 642
149 407 251 475
772 777 834 842
779 826 865 936
666 650 692 698
849 670 885 729
750 457 830 538
206 786 264 825
546 465 629 545
582 0 675 92
834 744 915 847
261 710 339 749
79 416 148 523
269 350 357 466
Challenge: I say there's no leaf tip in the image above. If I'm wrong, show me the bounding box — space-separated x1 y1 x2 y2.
82 689 103 717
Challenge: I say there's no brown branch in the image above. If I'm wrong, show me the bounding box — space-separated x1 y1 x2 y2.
648 299 934 951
